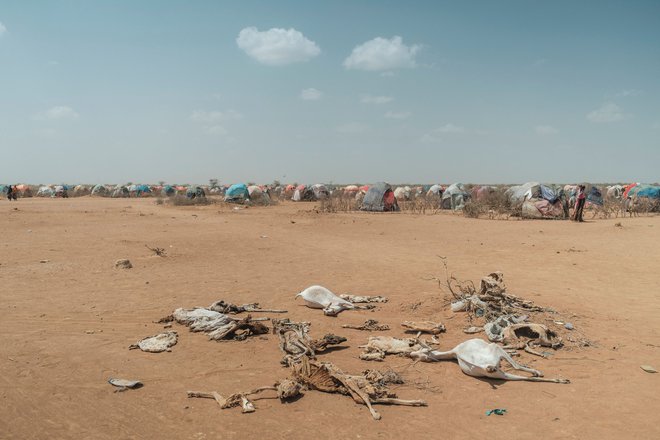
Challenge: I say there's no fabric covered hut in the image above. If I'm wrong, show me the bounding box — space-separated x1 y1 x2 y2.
361 182 399 212
91 184 109 197
186 186 206 199
224 183 249 203
441 183 469 210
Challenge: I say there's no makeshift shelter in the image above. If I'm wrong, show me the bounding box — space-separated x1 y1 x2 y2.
36 186 54 197
506 182 540 203
225 183 249 203
629 184 660 199
394 186 412 201
606 185 624 199
472 185 496 201
343 185 359 197
111 185 129 198
311 184 330 200
361 182 399 212
248 185 271 204
623 183 638 199
15 184 33 197
292 185 315 202
586 186 604 206
426 184 443 197
161 185 176 196
186 186 205 199
522 199 565 219
91 184 109 196
441 183 469 210
54 185 68 198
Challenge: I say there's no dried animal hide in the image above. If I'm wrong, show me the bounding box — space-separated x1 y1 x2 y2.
502 323 563 350
342 320 390 331
340 294 389 304
129 331 178 353
171 308 268 341
401 321 446 335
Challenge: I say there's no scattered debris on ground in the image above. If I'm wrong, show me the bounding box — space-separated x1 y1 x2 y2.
114 259 132 269
145 244 167 257
159 308 269 341
108 378 143 392
209 300 287 314
342 320 390 331
640 365 657 373
129 331 178 352
486 408 507 416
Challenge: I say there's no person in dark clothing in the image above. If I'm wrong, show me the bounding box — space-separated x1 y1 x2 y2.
7 185 17 201
573 185 586 222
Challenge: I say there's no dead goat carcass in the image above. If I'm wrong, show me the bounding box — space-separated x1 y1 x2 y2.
170 308 268 341
359 336 422 361
291 356 426 420
401 321 446 335
410 338 569 383
273 318 347 365
342 319 390 331
502 323 563 356
340 294 388 304
296 285 357 316
209 300 287 314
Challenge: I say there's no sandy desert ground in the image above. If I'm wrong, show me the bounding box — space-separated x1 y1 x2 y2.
1 197 659 440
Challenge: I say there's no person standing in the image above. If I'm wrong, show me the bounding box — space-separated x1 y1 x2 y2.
7 185 17 201
573 185 586 222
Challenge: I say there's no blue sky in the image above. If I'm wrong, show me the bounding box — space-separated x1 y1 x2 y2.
0 0 658 184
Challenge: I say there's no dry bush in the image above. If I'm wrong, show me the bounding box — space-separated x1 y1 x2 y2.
462 188 520 219
168 195 213 206
318 193 359 212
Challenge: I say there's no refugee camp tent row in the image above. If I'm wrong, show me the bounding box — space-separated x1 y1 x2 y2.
292 184 329 201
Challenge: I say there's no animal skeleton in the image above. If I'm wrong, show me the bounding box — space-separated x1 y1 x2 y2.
401 321 446 335
342 319 390 331
273 319 346 365
410 338 570 383
340 294 388 304
359 336 422 361
170 308 268 341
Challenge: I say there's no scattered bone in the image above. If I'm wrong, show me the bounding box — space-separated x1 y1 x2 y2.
114 259 132 269
359 336 422 361
410 338 570 383
484 315 529 342
463 326 483 334
401 321 446 335
340 294 388 304
273 319 347 365
209 300 287 314
129 331 178 353
291 356 426 420
187 383 296 413
296 285 355 316
502 323 563 350
145 244 167 257
342 320 390 331
641 365 657 373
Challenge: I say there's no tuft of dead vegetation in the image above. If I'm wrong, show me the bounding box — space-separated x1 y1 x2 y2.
167 195 213 206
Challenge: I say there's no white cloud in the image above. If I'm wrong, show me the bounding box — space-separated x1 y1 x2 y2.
34 106 80 121
360 95 393 104
189 109 242 123
535 125 559 135
586 103 629 123
236 27 320 66
300 88 323 100
336 122 369 134
615 89 641 97
0 22 7 37
205 125 228 136
420 124 465 143
344 36 421 71
384 111 411 120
